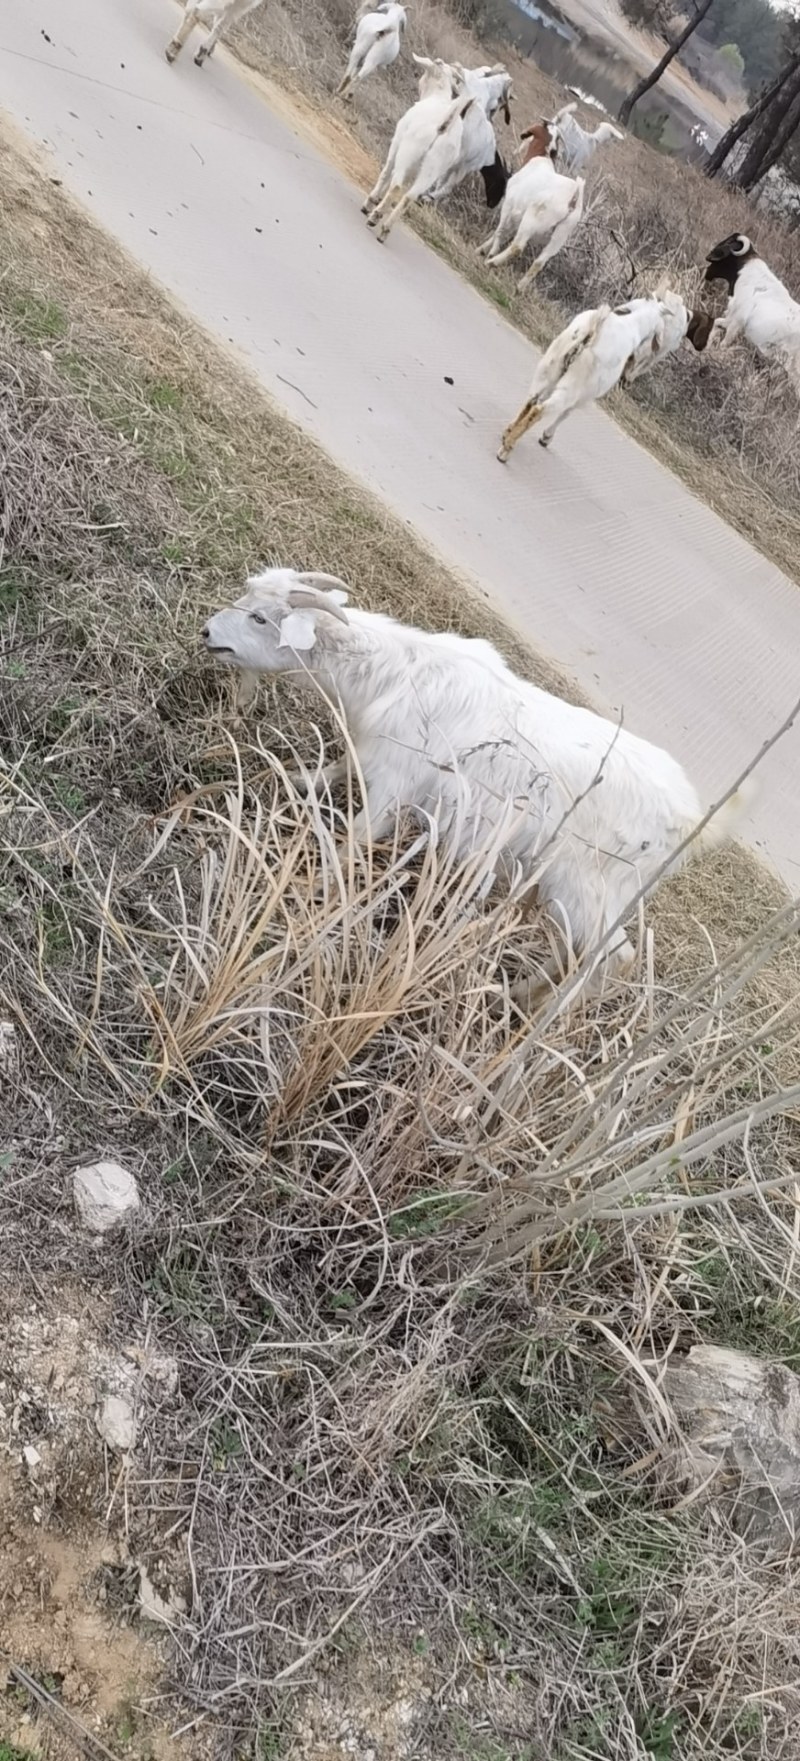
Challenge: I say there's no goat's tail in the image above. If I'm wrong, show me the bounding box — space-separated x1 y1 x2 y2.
568 177 585 212
436 94 474 135
692 778 756 855
531 304 610 400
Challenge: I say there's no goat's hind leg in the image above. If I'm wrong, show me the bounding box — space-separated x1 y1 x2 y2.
363 152 395 215
516 207 580 291
166 3 199 61
194 11 227 63
497 394 543 462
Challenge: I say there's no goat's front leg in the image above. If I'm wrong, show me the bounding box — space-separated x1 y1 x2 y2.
362 154 395 215
710 315 742 351
165 3 200 62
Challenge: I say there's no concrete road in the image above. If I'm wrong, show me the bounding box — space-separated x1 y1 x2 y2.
1 0 798 889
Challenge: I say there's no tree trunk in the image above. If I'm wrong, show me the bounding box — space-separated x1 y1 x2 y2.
737 65 800 188
618 0 716 127
705 48 800 178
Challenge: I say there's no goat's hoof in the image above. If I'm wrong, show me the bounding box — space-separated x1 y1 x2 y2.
194 51 206 65
165 45 177 61
361 202 373 215
497 446 510 464
538 435 551 449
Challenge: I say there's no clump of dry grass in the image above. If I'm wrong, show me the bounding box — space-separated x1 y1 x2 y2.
3 129 800 1761
4 744 800 1759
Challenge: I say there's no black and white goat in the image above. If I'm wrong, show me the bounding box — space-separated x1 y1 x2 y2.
703 233 800 391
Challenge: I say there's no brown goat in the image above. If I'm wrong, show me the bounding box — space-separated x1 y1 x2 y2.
519 121 558 165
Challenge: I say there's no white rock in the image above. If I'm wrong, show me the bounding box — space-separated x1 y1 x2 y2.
0 1021 17 1075
22 1444 42 1470
665 1344 800 1553
96 1393 137 1453
73 1160 140 1233
138 1565 188 1625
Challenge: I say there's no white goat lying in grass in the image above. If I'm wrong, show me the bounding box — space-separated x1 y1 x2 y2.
703 232 800 393
497 291 703 457
202 568 746 988
165 0 264 65
362 55 475 242
550 101 623 172
337 2 408 99
478 129 585 290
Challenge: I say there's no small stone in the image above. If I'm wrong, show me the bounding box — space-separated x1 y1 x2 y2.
22 1444 41 1469
138 1565 187 1624
73 1160 140 1233
0 1021 17 1075
96 1394 137 1453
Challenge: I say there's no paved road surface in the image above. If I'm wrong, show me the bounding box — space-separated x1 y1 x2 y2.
1 0 798 888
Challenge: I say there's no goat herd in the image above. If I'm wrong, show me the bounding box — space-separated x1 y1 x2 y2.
161 1 800 989
166 1 800 454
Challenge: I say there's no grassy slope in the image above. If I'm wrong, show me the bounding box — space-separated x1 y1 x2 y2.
2 124 800 1761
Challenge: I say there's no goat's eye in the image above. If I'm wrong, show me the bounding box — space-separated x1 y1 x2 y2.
249 611 267 625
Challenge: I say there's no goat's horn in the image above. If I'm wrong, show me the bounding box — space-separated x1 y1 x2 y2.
290 577 350 622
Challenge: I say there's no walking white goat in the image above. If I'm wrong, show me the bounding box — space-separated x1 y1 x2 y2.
550 101 623 172
165 0 264 66
478 130 585 290
362 55 475 242
423 61 512 206
202 568 745 986
337 2 408 99
497 292 695 457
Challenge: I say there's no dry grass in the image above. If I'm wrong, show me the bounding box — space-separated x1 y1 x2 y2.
232 0 800 586
3 127 800 1761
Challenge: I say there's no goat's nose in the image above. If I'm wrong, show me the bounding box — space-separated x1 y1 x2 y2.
201 624 210 640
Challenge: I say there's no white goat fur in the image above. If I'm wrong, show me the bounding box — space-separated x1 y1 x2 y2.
362 57 475 240
425 62 509 199
498 295 687 456
202 569 743 981
337 3 407 98
478 155 585 289
551 101 623 172
712 255 800 389
165 0 264 64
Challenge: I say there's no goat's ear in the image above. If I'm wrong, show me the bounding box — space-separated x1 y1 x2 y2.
278 609 319 652
412 52 434 67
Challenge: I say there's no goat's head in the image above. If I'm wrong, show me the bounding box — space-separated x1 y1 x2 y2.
484 66 514 125
480 149 509 208
519 119 558 162
685 308 715 351
203 569 350 676
704 233 756 293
